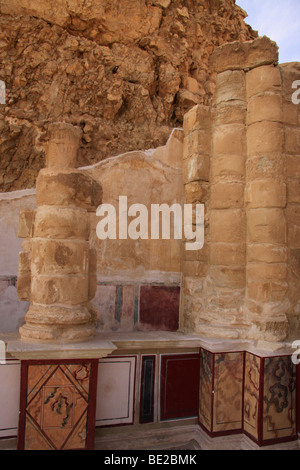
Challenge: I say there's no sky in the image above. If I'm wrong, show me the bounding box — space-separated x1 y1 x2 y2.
236 0 300 63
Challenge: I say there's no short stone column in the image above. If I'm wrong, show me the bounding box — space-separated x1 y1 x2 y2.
18 122 102 342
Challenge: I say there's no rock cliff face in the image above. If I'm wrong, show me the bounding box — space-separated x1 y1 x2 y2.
0 0 257 191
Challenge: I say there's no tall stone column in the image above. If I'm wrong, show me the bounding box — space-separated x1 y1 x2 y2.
206 67 247 337
245 64 289 341
280 63 300 340
207 36 284 340
182 105 211 332
18 123 102 342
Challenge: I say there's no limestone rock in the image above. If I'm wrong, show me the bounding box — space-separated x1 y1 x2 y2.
212 36 279 73
0 0 257 191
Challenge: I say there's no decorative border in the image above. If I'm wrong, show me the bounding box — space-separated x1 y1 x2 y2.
139 355 156 424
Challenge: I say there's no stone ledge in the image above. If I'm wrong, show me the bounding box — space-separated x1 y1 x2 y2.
1 332 117 360
212 36 278 73
0 331 295 360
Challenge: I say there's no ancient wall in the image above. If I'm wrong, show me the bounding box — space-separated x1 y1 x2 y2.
0 33 299 345
0 189 35 332
182 37 300 344
82 129 184 332
0 0 256 192
0 128 184 335
83 129 183 283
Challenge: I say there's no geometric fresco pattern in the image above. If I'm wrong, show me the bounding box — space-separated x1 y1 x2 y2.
263 356 297 443
199 349 298 445
199 348 213 433
18 361 98 450
213 352 244 433
243 352 261 441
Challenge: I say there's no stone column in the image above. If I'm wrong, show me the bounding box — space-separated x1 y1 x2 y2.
278 63 300 340
245 64 289 341
206 67 247 337
18 123 102 342
182 105 211 331
207 36 283 340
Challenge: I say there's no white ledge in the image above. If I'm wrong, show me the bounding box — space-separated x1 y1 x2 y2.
0 331 295 361
1 333 117 360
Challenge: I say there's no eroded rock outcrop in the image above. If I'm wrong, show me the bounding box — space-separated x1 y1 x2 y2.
0 0 257 191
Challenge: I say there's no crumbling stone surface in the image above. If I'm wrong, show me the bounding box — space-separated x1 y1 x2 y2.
182 37 300 343
211 35 278 72
18 122 101 342
0 0 256 191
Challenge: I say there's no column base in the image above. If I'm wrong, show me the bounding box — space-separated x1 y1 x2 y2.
19 304 97 343
19 323 96 343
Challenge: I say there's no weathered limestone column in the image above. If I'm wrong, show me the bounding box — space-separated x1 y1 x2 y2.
280 63 300 340
245 61 289 341
206 66 247 337
205 36 284 340
182 105 211 331
18 123 102 342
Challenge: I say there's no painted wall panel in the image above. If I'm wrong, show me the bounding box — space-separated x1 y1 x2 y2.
0 360 20 438
94 285 117 332
243 352 261 441
199 349 213 432
17 360 98 450
139 285 180 332
263 356 297 442
96 356 136 426
213 352 244 433
140 355 155 424
160 353 200 421
120 285 135 331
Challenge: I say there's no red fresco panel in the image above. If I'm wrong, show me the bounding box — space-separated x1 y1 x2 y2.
160 354 200 421
139 285 180 331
